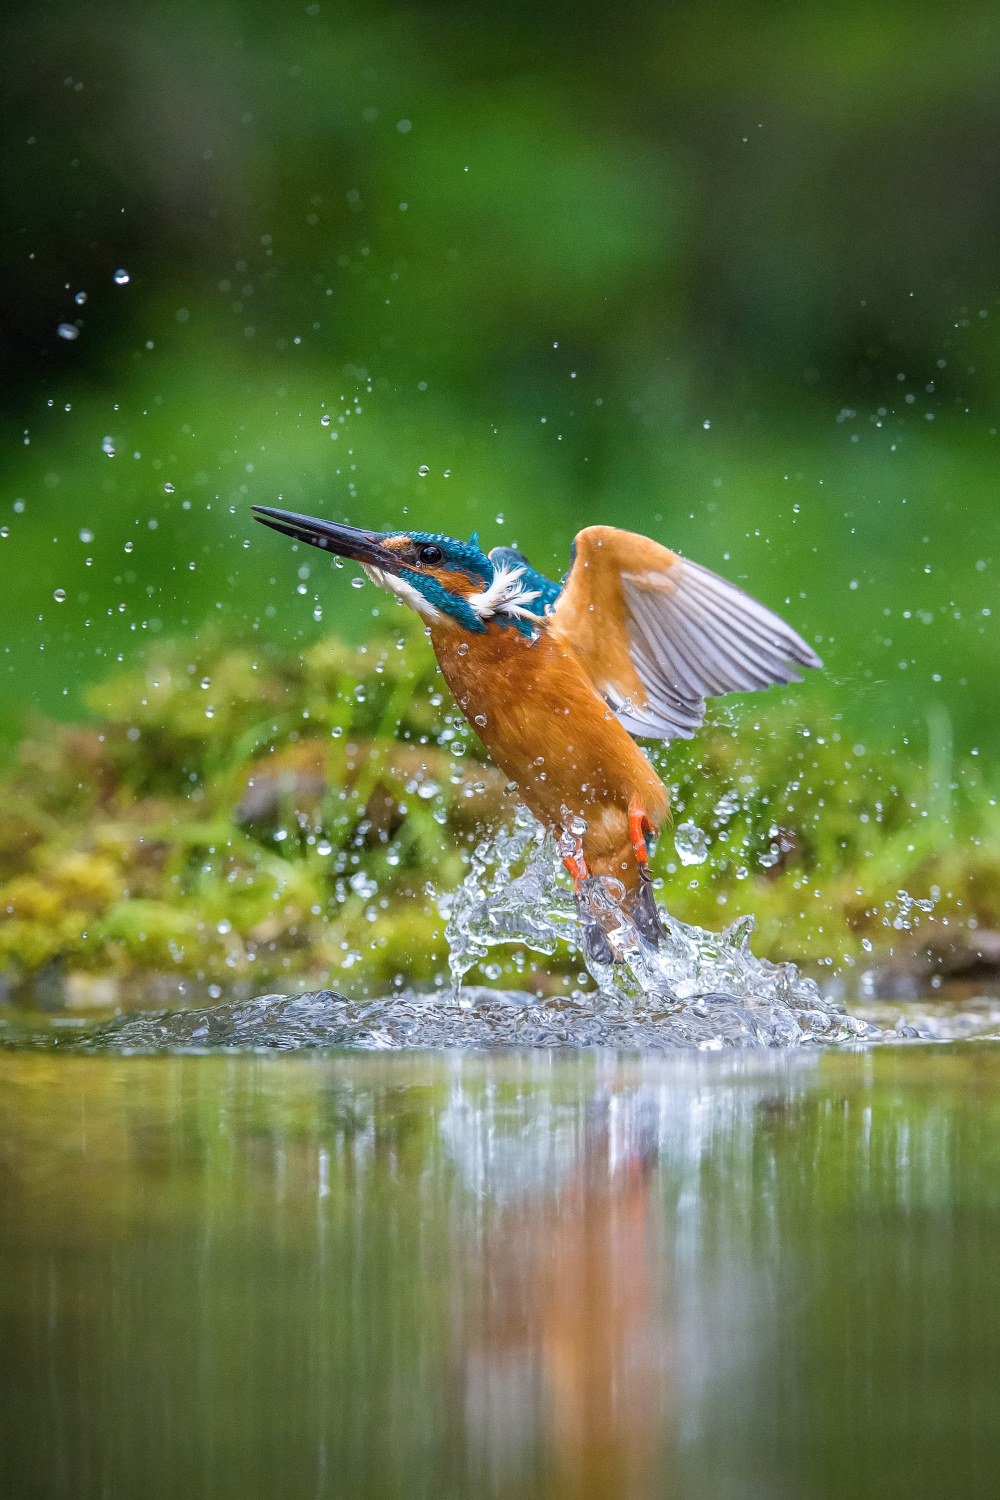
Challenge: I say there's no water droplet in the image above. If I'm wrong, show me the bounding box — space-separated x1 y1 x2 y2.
350 576 364 588
474 714 487 727
200 677 211 689
57 323 79 341
675 820 710 866
217 919 231 935
0 527 8 539
456 642 469 655
495 512 505 524
74 291 87 306
418 464 429 476
702 419 711 429
313 606 323 620
113 269 130 285
53 588 66 603
862 938 873 952
320 414 331 426
124 541 133 553
163 482 174 493
317 840 332 856
79 528 94 543
101 435 115 456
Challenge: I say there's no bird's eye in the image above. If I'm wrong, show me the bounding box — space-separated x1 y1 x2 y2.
418 544 444 565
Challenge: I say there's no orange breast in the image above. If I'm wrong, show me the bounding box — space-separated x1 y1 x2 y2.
430 619 669 883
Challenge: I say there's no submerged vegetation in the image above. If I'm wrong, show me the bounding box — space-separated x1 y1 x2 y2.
1 623 998 1010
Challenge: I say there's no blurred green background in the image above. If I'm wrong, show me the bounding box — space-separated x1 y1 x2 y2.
2 0 1000 753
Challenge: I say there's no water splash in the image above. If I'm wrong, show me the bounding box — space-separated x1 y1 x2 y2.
442 805 878 1046
35 806 895 1055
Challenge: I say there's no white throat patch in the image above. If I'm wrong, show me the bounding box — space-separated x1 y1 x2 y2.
361 564 442 621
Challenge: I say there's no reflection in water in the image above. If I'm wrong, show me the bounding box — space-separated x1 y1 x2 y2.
459 1091 669 1499
2 1048 1000 1498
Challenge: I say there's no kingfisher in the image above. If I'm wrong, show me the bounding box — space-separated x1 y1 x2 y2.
252 506 821 962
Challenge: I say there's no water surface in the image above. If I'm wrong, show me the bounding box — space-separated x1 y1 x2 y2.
2 1045 999 1498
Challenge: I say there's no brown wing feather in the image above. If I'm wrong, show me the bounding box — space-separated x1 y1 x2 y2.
547 525 822 742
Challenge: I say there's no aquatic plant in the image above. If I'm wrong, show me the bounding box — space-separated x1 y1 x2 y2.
0 621 997 1009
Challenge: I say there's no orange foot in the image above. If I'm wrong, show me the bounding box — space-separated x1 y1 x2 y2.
628 800 655 866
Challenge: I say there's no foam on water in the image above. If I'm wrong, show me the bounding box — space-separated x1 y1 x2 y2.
71 806 894 1053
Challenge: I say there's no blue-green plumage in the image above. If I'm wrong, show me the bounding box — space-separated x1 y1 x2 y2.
384 530 493 584
381 532 556 636
488 546 562 614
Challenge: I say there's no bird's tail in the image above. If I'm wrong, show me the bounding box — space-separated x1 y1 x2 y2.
573 864 665 968
627 862 666 944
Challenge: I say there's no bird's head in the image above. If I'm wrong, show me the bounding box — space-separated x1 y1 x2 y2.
251 506 542 633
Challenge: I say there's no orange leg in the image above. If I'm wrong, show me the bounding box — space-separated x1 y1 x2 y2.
562 839 590 885
628 800 654 866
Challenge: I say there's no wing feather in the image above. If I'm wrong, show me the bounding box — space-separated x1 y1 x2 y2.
629 587 771 694
657 591 794 688
548 526 821 743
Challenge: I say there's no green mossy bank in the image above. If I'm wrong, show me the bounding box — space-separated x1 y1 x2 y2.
1 623 996 1009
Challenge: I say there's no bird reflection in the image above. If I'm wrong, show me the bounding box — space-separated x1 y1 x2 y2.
459 1094 673 1499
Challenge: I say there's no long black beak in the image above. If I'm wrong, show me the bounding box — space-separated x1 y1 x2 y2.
251 506 400 570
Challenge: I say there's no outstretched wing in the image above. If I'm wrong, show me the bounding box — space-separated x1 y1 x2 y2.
547 526 822 742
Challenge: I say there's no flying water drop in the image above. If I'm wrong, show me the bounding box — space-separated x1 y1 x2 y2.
101 436 115 456
674 820 710 866
57 323 79 341
53 589 66 603
113 269 130 285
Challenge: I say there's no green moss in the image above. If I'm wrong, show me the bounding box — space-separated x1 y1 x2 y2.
0 622 996 1006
